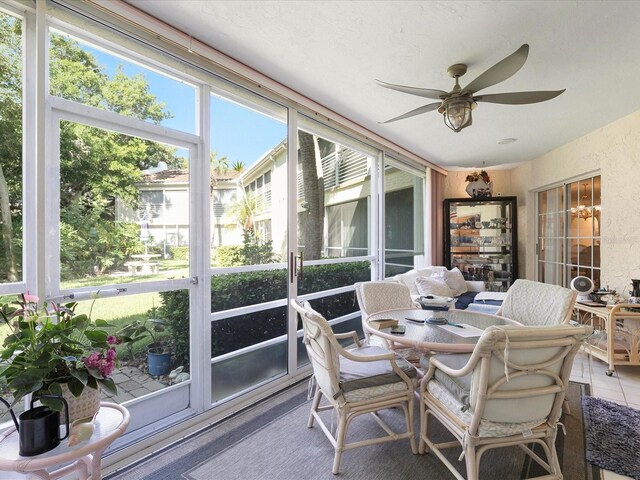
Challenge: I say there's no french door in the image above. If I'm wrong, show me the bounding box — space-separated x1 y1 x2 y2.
536 175 601 288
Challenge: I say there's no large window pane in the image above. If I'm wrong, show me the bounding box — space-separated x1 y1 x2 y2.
297 129 372 260
59 121 189 289
384 162 425 277
210 94 287 267
0 11 23 284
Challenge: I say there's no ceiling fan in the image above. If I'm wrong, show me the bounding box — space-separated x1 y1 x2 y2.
377 44 565 132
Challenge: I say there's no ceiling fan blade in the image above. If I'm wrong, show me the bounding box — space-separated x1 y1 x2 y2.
379 102 441 124
462 44 529 94
375 79 447 100
474 89 565 105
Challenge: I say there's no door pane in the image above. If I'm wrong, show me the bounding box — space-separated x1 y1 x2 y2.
209 93 288 403
384 163 425 277
297 130 372 261
59 121 190 289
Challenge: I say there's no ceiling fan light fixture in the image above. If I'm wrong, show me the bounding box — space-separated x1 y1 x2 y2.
443 98 473 133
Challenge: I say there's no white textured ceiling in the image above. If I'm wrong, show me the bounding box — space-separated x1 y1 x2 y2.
125 0 640 170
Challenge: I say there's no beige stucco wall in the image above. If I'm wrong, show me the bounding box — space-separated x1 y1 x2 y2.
509 109 640 297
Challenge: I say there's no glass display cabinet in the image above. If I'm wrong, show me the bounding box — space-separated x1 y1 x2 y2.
444 196 518 292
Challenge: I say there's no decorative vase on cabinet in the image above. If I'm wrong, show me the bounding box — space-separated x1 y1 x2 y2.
444 196 517 292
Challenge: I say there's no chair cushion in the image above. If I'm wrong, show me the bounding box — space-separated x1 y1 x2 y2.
393 267 447 296
415 276 455 297
339 345 417 394
466 303 501 314
420 353 472 409
425 380 546 437
443 267 468 296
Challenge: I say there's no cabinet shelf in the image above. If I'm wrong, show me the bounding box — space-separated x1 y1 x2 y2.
444 196 518 291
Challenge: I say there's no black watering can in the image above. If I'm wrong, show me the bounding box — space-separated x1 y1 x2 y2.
1 395 70 456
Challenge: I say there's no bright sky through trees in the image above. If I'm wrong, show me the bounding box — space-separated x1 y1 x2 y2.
83 42 285 169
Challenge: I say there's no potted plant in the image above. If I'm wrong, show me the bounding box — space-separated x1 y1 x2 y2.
0 294 120 419
118 307 172 376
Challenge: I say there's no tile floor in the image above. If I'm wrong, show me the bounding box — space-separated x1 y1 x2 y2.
569 350 640 480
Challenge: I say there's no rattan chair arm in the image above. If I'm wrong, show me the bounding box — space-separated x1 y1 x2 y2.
338 347 395 363
334 330 362 347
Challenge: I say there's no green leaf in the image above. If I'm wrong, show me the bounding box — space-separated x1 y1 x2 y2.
69 368 89 384
85 366 104 380
8 373 44 393
98 377 117 395
48 383 63 396
67 378 85 396
39 395 64 412
84 330 108 342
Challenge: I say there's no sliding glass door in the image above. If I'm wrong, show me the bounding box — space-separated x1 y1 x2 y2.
209 91 289 403
294 120 376 367
383 158 426 277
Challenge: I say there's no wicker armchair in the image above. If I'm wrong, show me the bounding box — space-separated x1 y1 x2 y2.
355 281 419 342
418 323 592 480
291 299 417 474
496 279 577 326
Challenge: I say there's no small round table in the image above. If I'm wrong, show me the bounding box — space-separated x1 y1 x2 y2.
0 402 130 480
365 308 521 354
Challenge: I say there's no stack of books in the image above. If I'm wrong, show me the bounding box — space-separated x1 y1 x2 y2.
368 318 398 330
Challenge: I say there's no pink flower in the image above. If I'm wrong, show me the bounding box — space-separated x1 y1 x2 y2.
107 335 122 345
106 348 116 361
23 293 39 303
82 351 115 378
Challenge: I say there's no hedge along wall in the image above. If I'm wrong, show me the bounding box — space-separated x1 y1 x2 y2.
160 261 371 370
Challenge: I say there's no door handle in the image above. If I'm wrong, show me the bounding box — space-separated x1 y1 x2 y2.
298 252 304 282
290 252 304 283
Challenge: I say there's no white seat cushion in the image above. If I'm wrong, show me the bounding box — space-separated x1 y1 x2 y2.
340 345 417 401
426 380 546 437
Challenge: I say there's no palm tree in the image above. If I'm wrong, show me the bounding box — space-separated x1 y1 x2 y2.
209 151 229 185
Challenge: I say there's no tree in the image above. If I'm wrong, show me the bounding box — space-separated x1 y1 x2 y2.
298 130 324 260
210 150 229 181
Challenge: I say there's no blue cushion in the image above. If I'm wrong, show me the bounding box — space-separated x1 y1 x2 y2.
454 291 477 310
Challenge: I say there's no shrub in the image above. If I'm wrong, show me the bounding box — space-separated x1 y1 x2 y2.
169 246 189 261
212 245 244 266
160 261 371 371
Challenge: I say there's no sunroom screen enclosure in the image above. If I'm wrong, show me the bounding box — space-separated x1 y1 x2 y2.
0 2 431 439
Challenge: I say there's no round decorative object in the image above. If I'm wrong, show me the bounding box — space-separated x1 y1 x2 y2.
60 384 101 424
465 179 493 198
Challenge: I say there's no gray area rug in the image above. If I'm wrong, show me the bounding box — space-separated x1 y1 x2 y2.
583 396 640 480
106 381 598 480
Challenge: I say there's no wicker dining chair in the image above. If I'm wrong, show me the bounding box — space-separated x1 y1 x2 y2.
496 279 577 326
418 323 592 480
291 299 417 474
354 281 419 342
